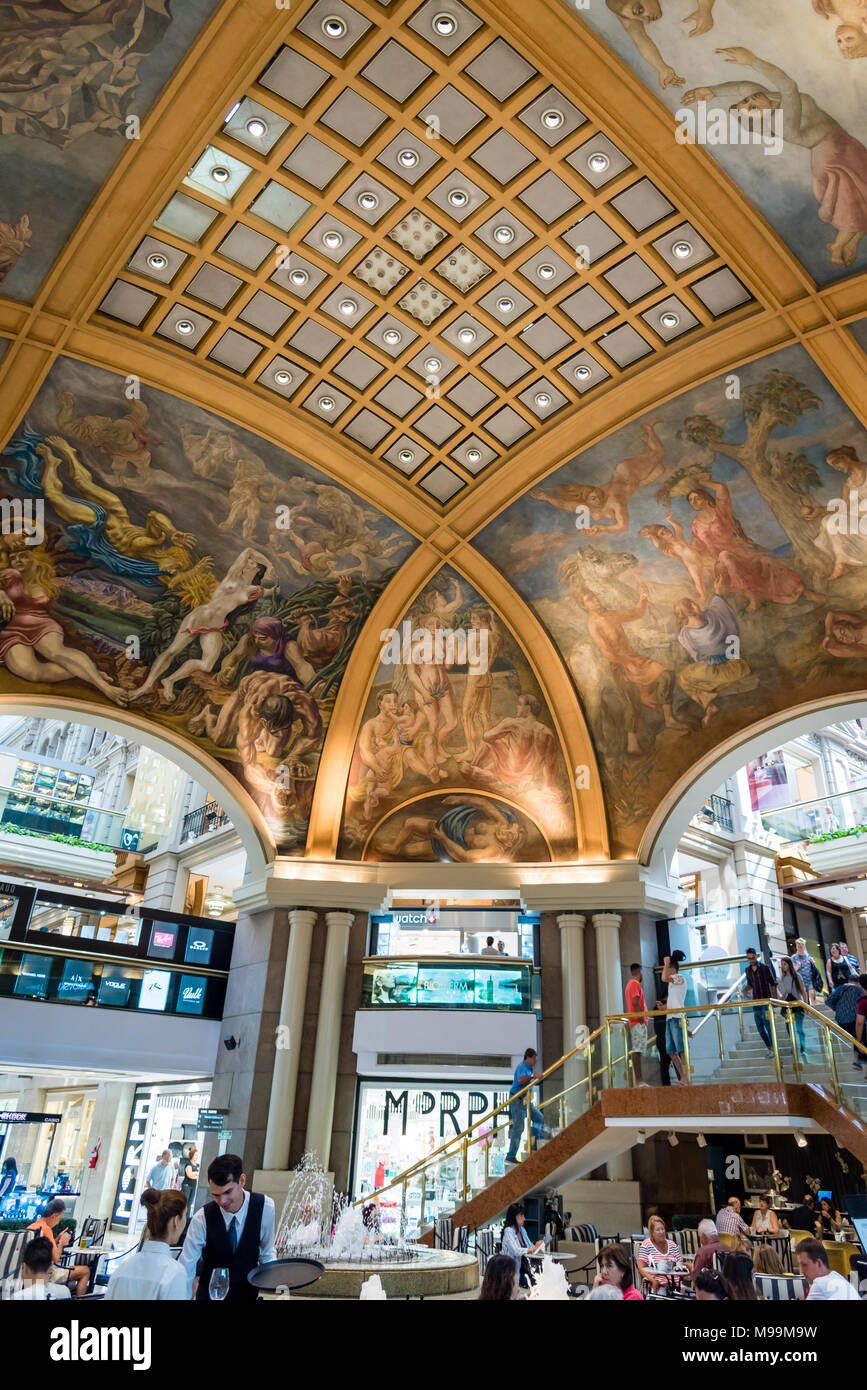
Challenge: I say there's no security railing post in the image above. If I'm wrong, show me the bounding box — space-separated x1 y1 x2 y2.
768 1002 782 1083
786 1005 802 1082
824 1021 842 1104
682 1010 692 1084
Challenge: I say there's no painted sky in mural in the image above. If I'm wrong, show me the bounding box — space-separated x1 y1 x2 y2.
572 0 867 284
475 343 867 855
0 1 221 301
0 357 415 851
339 566 573 862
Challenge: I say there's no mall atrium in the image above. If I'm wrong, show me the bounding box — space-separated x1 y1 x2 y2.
0 0 866 1309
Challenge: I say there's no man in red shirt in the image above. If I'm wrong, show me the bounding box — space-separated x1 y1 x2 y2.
625 963 649 1086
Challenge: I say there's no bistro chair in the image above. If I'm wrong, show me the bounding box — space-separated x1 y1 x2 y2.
753 1273 809 1301
822 1241 861 1278
676 1228 701 1259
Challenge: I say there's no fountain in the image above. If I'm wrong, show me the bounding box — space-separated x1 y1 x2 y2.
526 1254 571 1300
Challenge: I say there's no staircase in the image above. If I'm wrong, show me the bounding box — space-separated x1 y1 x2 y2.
707 1002 867 1112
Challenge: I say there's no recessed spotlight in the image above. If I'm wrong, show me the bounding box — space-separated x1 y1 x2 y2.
574 364 592 380
245 117 268 138
323 230 344 250
537 264 556 280
672 240 693 259
494 225 515 244
496 296 514 314
322 15 347 38
541 108 564 130
844 885 857 893
534 392 552 408
696 1133 707 1148
274 370 292 385
795 1129 807 1148
318 396 335 411
210 165 231 183
383 328 402 346
457 327 476 345
424 356 442 373
660 311 680 328
399 448 415 464
289 268 308 286
398 148 419 168
175 319 195 335
146 252 168 270
636 1129 646 1144
587 151 610 173
448 189 469 208
466 448 482 464
432 12 458 35
338 298 358 317
358 191 379 211
667 1132 679 1147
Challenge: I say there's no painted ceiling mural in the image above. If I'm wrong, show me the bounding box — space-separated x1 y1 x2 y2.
474 343 867 857
0 356 415 851
0 0 221 301
572 0 867 283
338 567 572 863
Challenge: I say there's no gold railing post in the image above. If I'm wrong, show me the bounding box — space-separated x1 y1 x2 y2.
526 1090 532 1157
462 1140 468 1204
785 1005 802 1082
738 992 745 1041
606 1022 613 1089
402 1179 408 1227
823 1023 842 1104
768 1002 782 1082
682 1011 692 1084
715 1008 724 1065
624 1022 632 1087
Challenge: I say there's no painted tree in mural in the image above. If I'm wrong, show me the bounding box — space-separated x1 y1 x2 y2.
666 370 824 574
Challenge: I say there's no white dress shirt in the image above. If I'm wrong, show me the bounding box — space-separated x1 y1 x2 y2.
178 1189 276 1298
104 1240 187 1301
5 1278 71 1300
806 1270 861 1301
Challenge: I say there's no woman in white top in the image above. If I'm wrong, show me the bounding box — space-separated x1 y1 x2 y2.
105 1187 187 1300
661 953 689 1083
750 1194 780 1235
500 1203 546 1286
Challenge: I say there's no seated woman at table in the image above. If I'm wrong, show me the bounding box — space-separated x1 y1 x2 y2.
753 1244 786 1275
750 1194 780 1235
721 1251 761 1301
814 1197 842 1237
637 1214 680 1292
501 1203 547 1286
594 1243 643 1300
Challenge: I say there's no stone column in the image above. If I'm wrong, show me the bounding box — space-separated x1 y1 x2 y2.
557 914 586 1057
305 910 354 1169
592 912 632 1180
262 908 317 1171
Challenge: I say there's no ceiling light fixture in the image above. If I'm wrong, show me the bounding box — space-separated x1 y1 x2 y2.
358 191 379 211
636 1129 646 1144
210 165 231 183
574 364 592 380
667 1132 679 1147
534 392 552 408
672 240 693 259
696 1133 707 1149
175 319 195 335
432 12 458 34
323 230 344 249
660 311 680 328
424 356 442 373
289 268 308 286
466 448 482 463
322 15 347 38
448 189 469 208
318 396 335 412
496 296 514 314
245 117 268 138
146 252 168 270
844 885 856 893
541 108 564 129
537 264 556 280
457 327 476 345
274 370 292 385
587 151 610 173
399 448 415 464
224 102 241 122
494 225 515 244
398 148 419 168
338 298 358 316
383 328 402 345
795 1129 807 1148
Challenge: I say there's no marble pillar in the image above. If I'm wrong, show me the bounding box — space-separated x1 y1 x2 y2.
262 908 317 1171
592 911 632 1181
304 910 354 1168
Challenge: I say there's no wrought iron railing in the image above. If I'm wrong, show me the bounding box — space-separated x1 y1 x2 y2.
180 802 229 842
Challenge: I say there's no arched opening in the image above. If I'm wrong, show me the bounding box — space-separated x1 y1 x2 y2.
0 694 274 882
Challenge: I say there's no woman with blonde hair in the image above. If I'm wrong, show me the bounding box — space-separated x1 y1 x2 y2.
104 1188 187 1300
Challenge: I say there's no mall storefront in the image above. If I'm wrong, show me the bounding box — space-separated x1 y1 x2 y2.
112 1080 213 1235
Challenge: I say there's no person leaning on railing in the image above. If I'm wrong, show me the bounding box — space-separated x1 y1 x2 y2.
826 974 867 1067
778 957 808 1057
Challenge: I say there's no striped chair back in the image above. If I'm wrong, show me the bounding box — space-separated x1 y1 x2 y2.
677 1228 701 1258
761 1234 793 1269
571 1224 597 1244
754 1273 809 1301
475 1228 498 1275
0 1230 28 1282
434 1217 453 1251
452 1224 469 1253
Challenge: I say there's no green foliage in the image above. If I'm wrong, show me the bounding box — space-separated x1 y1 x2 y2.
808 825 867 843
0 824 114 852
742 370 820 426
677 414 723 449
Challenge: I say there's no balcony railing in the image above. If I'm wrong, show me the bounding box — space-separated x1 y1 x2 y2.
0 784 125 849
180 802 230 843
692 794 734 833
759 783 867 845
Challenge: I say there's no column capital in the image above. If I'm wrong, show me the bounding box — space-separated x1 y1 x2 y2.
557 913 587 930
324 909 355 932
288 908 318 931
592 912 622 930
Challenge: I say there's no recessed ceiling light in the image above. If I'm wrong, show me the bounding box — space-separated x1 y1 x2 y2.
534 392 552 408
289 268 309 286
466 448 482 464
224 102 241 122
424 356 442 373
432 12 458 35
398 148 419 168
322 15 347 38
274 370 292 385
574 364 592 380
358 191 379 211
245 117 268 138
496 296 514 314
494 225 515 245
587 152 610 173
672 240 693 259
323 230 344 249
146 252 168 270
210 165 231 183
448 189 469 208
318 396 335 411
175 319 195 335
660 311 680 328
339 298 358 317
541 109 564 129
844 885 857 893
399 448 415 463
383 328 402 346
457 327 476 345
537 264 556 280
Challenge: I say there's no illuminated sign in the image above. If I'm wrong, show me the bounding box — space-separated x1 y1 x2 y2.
184 926 214 965
139 970 170 1012
176 974 205 1016
97 965 131 1007
113 1089 152 1227
147 922 178 961
13 954 50 998
0 1111 62 1124
57 960 94 1002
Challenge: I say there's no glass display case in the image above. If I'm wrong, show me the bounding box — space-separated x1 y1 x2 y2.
360 955 539 1012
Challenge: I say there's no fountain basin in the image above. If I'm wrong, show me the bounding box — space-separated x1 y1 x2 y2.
291 1247 478 1300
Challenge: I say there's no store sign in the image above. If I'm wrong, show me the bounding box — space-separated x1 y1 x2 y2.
57 959 94 1002
120 827 141 852
184 926 214 965
139 969 170 1012
176 974 205 1016
13 953 50 998
392 910 438 926
197 1109 225 1132
97 964 132 1008
0 1111 62 1124
384 1087 507 1139
147 921 178 961
113 1089 152 1227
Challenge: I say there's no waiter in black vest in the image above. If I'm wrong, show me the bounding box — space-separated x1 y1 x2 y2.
178 1153 277 1301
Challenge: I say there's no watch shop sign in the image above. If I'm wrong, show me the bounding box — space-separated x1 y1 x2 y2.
112 1088 153 1228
